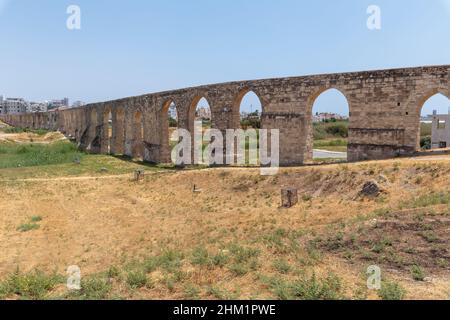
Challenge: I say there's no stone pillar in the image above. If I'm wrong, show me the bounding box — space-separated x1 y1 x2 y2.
111 106 125 155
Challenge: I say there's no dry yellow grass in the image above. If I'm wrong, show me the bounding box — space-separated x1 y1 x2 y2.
0 155 449 300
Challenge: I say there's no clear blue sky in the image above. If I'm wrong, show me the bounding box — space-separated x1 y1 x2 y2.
0 0 449 115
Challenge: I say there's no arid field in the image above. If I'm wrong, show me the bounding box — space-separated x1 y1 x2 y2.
0 123 448 300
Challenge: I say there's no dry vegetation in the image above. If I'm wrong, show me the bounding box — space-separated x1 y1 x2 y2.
0 120 448 300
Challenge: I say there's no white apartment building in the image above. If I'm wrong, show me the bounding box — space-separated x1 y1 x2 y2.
431 114 450 149
1 98 29 114
27 103 48 113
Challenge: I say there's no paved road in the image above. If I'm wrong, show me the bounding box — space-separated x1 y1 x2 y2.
313 149 347 159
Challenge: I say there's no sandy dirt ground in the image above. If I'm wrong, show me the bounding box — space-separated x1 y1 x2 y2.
0 156 449 299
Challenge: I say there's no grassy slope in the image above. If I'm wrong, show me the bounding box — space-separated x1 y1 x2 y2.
0 126 173 180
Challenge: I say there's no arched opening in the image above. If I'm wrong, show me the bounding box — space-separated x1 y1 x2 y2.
132 111 144 159
161 100 178 163
231 90 263 166
193 97 212 129
310 89 349 162
238 91 262 130
188 96 212 164
419 92 450 151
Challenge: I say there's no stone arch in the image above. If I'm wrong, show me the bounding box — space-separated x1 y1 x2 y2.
224 88 265 166
232 87 265 129
160 99 179 163
306 87 352 116
415 88 449 115
305 87 352 162
187 95 212 164
416 88 450 151
188 94 212 132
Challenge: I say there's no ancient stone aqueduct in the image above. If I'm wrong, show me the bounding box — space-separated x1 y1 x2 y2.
1 65 449 166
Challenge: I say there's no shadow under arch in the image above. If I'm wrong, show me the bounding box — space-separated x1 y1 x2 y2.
305 87 352 163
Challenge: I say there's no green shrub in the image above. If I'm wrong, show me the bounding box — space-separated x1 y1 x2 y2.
30 216 42 223
421 231 439 243
229 244 260 263
405 191 450 209
262 277 292 300
227 244 260 276
420 136 431 150
211 252 230 267
126 271 149 289
325 124 348 138
411 265 426 281
143 257 159 273
290 273 344 300
17 223 40 232
378 281 406 300
263 273 345 300
229 263 251 276
206 286 227 300
191 247 210 266
157 250 184 272
73 276 112 300
184 284 200 299
272 259 291 274
0 271 62 300
169 117 178 128
107 266 120 278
